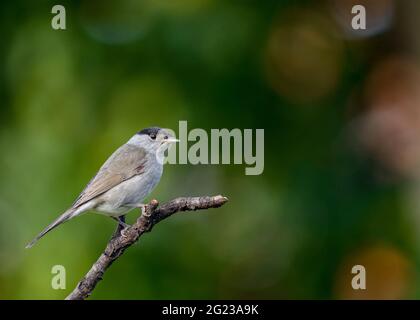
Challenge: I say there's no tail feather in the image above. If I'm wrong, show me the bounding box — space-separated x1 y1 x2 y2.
25 208 76 249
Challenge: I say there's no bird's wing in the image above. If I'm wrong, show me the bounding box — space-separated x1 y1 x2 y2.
72 144 147 208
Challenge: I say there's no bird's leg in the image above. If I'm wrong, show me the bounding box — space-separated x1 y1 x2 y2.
112 215 131 229
110 215 130 239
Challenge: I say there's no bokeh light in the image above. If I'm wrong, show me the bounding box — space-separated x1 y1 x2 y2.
330 0 395 38
353 56 420 179
80 0 156 44
264 9 344 105
152 0 212 17
334 245 413 299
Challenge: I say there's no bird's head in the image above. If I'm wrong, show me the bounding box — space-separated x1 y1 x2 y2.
129 127 178 159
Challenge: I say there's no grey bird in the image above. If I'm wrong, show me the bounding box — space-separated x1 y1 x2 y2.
26 127 178 248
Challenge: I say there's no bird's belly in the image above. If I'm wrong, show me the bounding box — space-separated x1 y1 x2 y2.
95 168 162 217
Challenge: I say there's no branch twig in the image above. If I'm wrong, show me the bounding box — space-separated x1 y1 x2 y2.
65 195 228 300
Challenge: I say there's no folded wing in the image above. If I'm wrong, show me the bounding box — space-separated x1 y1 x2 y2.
72 144 147 208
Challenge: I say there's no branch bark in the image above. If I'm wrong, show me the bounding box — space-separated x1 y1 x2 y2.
65 195 228 300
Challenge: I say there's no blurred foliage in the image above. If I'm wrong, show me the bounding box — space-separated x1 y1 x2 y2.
0 0 420 299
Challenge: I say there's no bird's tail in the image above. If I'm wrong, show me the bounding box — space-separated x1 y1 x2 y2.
25 208 78 249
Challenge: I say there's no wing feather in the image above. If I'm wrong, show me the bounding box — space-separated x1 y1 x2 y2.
72 144 147 208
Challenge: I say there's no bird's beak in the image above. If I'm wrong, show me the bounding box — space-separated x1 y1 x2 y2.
166 137 179 143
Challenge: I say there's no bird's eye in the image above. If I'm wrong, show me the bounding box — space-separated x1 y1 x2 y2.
150 134 156 140
164 135 168 140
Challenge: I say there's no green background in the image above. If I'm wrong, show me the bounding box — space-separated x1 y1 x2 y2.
0 0 419 299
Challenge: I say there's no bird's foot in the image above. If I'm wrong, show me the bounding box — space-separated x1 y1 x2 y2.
120 227 130 238
113 216 131 229
136 204 147 215
119 220 131 229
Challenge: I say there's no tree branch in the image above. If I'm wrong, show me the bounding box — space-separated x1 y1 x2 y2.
65 195 228 300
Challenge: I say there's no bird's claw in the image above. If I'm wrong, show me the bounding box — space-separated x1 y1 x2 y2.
118 221 131 229
120 227 130 237
137 204 147 215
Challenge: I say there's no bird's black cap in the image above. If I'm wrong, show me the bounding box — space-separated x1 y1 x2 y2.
137 127 161 138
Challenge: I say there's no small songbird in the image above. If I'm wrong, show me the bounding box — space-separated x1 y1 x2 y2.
26 127 178 248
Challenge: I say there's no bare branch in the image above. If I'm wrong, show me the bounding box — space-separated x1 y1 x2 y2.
65 195 228 300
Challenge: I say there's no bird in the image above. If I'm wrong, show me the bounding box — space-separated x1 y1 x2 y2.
26 127 178 248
